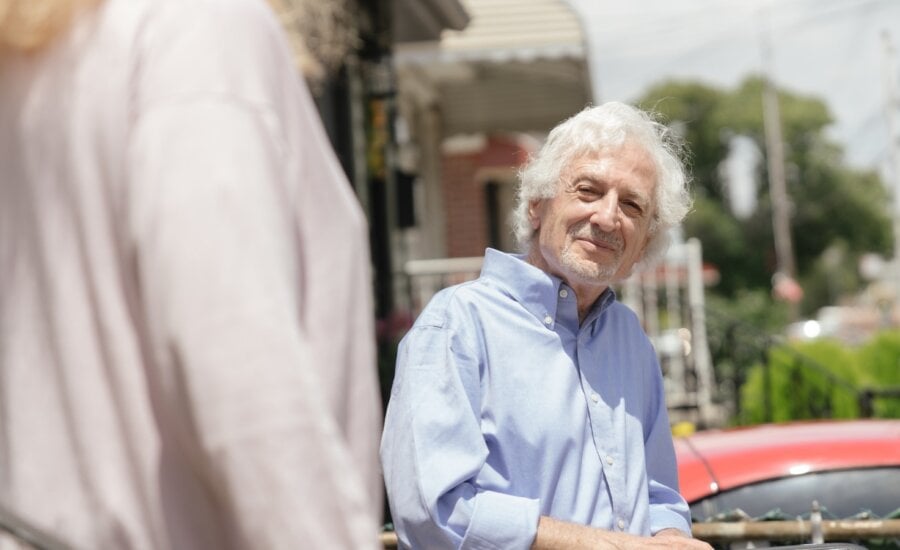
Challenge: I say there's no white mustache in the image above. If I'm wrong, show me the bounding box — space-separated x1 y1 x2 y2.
570 224 623 252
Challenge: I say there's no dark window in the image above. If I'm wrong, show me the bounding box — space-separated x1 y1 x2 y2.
690 467 900 521
485 180 502 250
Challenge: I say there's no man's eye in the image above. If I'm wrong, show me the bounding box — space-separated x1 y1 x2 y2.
622 201 644 216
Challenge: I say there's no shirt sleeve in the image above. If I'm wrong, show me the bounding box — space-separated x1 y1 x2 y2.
126 2 379 548
643 360 693 535
381 321 541 550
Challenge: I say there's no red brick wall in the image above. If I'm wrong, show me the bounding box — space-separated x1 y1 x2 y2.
441 136 530 257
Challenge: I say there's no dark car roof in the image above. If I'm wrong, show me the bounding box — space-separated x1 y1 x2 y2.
674 419 900 503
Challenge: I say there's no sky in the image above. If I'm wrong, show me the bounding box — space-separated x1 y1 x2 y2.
565 0 900 181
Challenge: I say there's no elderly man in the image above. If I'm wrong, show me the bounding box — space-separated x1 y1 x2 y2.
381 102 713 550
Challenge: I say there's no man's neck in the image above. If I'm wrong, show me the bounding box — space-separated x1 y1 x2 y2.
570 282 607 324
524 247 608 324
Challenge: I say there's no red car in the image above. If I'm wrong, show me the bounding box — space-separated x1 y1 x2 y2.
674 419 900 521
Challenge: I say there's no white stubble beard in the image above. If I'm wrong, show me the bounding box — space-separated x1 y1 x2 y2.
559 222 624 284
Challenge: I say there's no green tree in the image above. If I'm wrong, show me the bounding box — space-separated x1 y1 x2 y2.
638 76 892 313
640 81 729 204
638 77 893 424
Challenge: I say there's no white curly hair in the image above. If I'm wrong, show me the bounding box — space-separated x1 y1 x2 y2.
512 102 692 269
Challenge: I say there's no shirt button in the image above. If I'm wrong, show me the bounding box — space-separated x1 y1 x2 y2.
606 455 614 466
590 393 599 403
543 315 553 325
617 518 625 530
559 288 568 298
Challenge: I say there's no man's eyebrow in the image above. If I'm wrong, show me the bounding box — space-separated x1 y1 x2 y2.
569 171 604 186
568 175 651 204
622 188 650 204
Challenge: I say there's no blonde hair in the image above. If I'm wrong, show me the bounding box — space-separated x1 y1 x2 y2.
0 0 99 52
266 0 358 82
1 0 357 82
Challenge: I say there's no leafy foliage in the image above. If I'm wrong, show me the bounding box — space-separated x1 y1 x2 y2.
738 332 900 424
857 332 900 418
637 76 892 314
739 339 861 424
704 291 789 422
636 76 898 426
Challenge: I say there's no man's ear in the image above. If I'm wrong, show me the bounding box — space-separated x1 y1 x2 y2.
629 228 657 273
635 230 653 262
618 238 650 281
527 199 543 230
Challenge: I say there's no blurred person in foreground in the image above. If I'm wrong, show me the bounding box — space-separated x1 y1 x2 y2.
381 103 713 550
0 0 382 548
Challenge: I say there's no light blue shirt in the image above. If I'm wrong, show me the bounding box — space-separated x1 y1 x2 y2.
381 248 691 550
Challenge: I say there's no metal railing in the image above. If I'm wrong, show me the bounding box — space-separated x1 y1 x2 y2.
380 518 900 548
692 517 900 544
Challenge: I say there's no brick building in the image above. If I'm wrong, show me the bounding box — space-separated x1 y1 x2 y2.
394 0 591 278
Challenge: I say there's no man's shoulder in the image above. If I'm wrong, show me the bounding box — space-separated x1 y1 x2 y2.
413 278 496 329
606 299 642 323
600 300 652 339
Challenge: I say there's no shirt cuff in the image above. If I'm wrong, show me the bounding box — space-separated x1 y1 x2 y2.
463 491 541 550
649 506 692 536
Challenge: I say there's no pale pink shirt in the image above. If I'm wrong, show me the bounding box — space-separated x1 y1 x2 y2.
0 0 382 548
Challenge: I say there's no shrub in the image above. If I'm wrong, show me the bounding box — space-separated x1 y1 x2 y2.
739 339 861 424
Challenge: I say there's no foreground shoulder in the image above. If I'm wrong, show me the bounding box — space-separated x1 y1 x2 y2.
133 0 292 103
411 279 489 330
137 0 284 43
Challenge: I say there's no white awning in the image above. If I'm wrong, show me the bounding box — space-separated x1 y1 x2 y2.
396 0 585 64
394 0 470 43
395 0 591 137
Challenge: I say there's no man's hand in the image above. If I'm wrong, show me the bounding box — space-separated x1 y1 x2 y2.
648 528 714 549
532 516 714 550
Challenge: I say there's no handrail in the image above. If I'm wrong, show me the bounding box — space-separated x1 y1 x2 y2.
692 517 900 542
380 531 398 548
403 257 483 276
379 519 900 548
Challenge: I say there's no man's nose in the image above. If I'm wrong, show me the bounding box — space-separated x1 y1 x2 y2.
589 192 619 231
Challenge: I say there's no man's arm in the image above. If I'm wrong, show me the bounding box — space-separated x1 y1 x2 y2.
529 334 710 549
529 388 710 550
643 353 697 535
531 517 712 550
381 322 541 550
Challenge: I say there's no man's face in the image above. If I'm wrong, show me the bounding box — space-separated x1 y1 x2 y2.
528 142 657 295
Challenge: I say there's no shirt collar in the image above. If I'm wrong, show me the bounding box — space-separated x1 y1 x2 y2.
479 248 617 329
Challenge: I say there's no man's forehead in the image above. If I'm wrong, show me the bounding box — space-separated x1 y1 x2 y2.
561 143 658 182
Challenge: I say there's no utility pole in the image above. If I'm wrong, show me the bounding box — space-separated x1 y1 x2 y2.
882 31 900 316
759 3 799 320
